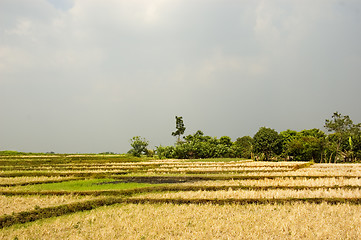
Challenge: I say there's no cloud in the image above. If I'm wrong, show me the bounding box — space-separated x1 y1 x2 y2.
47 0 74 11
0 0 361 153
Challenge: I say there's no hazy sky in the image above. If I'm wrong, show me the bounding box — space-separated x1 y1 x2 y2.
1 0 361 153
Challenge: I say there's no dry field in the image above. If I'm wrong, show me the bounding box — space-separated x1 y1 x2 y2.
0 195 104 215
1 155 361 239
2 203 361 240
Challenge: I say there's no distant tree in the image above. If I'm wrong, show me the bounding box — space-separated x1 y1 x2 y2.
184 130 207 143
234 136 253 159
253 127 282 160
128 136 149 157
325 112 357 135
352 132 361 160
300 128 326 139
324 112 361 162
285 135 325 162
171 116 186 144
219 136 233 147
168 130 236 159
280 130 298 146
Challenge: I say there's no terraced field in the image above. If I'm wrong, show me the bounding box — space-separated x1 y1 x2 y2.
1 155 361 239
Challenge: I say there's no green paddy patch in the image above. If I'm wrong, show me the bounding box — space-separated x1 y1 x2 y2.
8 179 156 192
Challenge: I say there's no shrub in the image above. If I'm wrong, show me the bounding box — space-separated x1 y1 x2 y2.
128 136 149 157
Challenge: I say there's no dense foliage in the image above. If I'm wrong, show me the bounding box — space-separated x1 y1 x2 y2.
157 131 240 159
253 127 282 160
152 113 361 162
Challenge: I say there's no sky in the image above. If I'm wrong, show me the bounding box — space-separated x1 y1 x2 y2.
1 0 361 153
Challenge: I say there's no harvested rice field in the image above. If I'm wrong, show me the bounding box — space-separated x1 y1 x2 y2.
1 155 361 239
2 203 361 240
0 195 105 215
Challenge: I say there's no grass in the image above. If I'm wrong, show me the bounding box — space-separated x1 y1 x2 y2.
0 176 79 185
7 179 157 192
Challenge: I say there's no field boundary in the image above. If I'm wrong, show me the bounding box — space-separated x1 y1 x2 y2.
110 175 361 182
2 184 361 196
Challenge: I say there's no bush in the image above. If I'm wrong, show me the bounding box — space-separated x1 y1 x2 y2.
128 136 149 157
156 146 175 159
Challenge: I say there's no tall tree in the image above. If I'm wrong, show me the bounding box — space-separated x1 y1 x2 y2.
171 116 186 144
234 136 253 159
324 112 361 162
253 127 282 161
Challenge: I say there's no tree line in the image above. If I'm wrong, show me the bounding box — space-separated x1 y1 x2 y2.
129 113 361 162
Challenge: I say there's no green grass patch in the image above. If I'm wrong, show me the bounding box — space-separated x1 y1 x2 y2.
0 171 127 178
10 179 156 192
